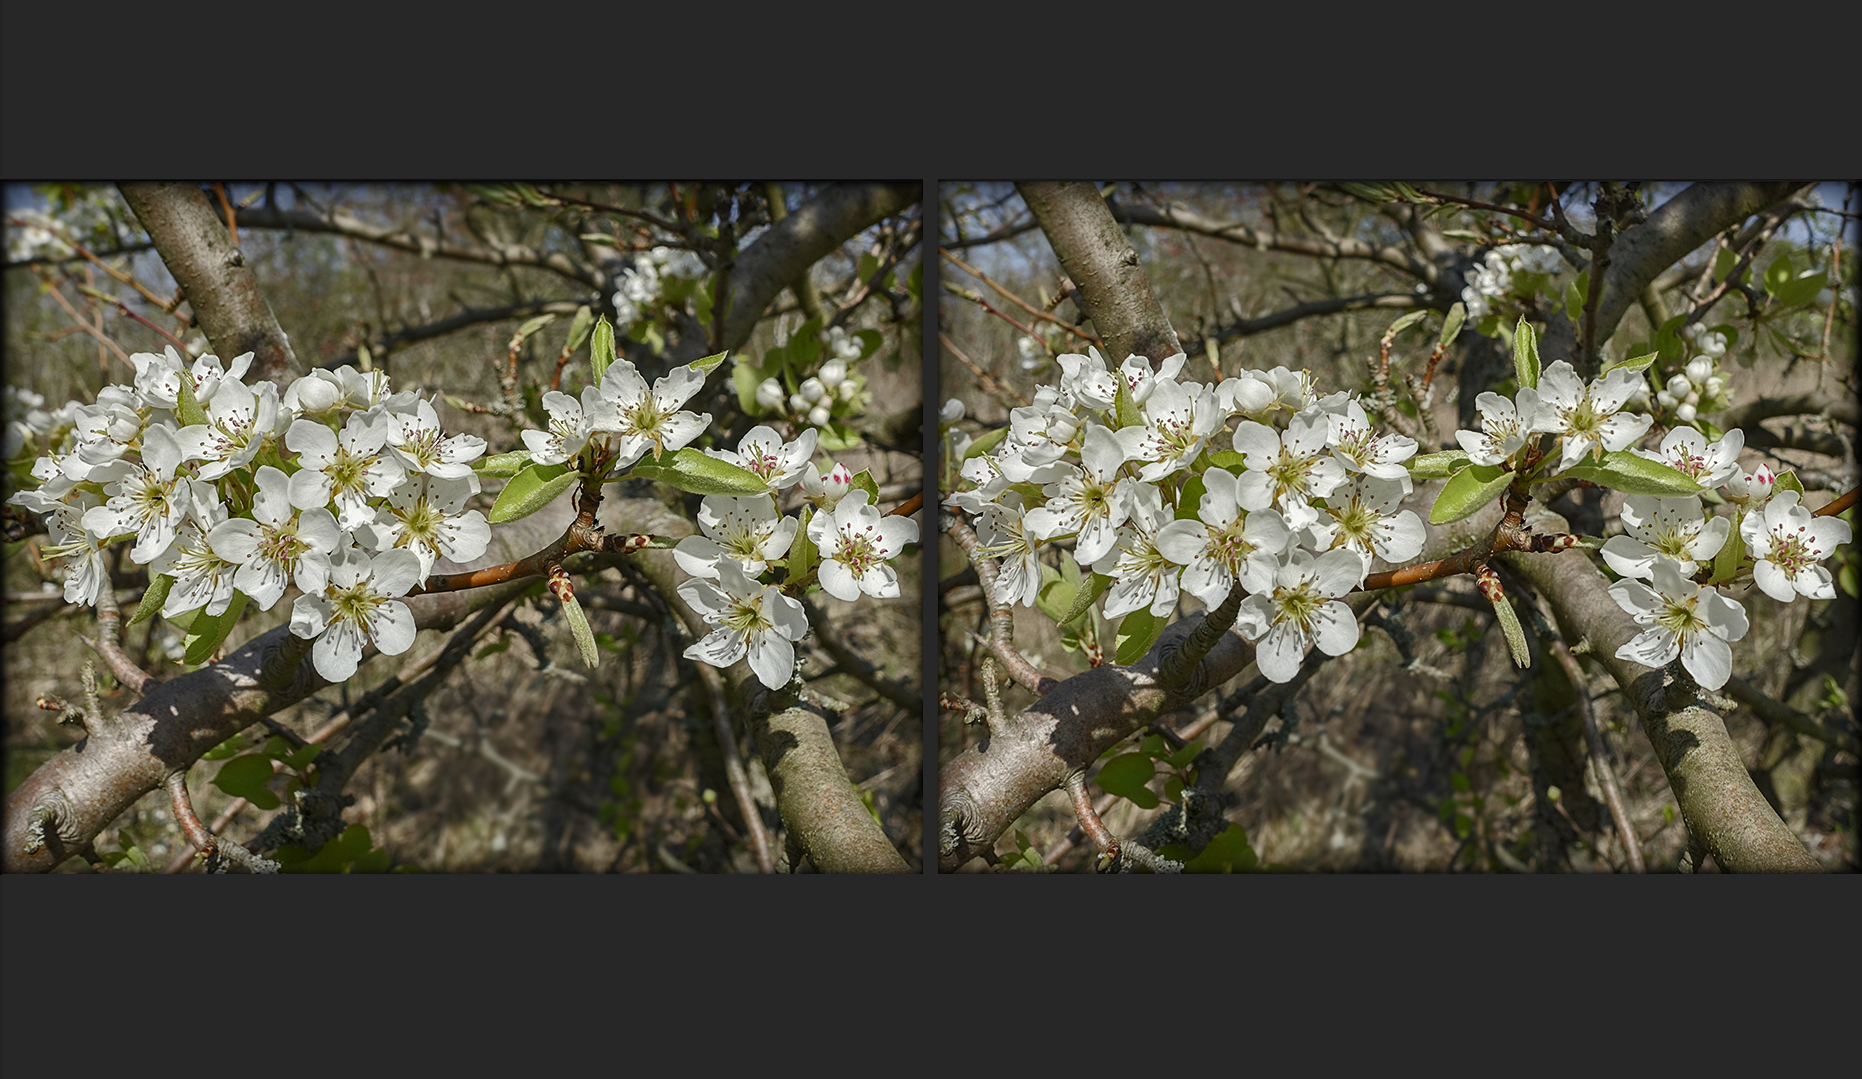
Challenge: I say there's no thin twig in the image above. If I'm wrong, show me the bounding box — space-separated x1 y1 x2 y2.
1549 637 1644 873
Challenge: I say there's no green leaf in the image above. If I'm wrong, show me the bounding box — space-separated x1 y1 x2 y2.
1512 315 1540 390
1710 511 1746 586
474 450 533 478
562 305 595 355
1407 450 1471 480
1775 271 1826 308
183 590 248 666
1218 823 1257 872
1114 608 1163 665
1429 465 1515 525
1384 309 1430 340
1095 753 1159 809
688 350 730 377
1773 469 1804 497
1439 302 1466 349
847 469 881 506
1563 272 1588 325
129 574 175 628
1601 351 1657 377
817 420 862 452
962 425 1009 460
1035 553 1083 625
175 374 209 428
1490 594 1530 669
787 506 816 581
590 315 615 385
732 359 768 415
1205 450 1246 474
1175 474 1207 521
559 592 598 669
1712 247 1736 283
1055 572 1113 629
212 754 280 810
1763 254 1794 298
200 733 245 761
1112 381 1142 430
625 448 770 496
1554 451 1701 496
487 462 577 524
1167 739 1204 770
514 313 556 341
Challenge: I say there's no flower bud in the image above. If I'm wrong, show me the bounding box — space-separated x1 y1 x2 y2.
808 404 832 427
799 377 827 404
1675 402 1697 423
940 398 965 424
819 358 847 388
1666 374 1692 397
788 393 808 414
1705 376 1724 397
755 377 785 410
1685 357 1713 383
1682 321 1702 340
837 380 859 402
1656 391 1677 409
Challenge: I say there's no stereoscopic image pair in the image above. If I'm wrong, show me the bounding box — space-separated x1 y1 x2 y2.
4 180 1854 873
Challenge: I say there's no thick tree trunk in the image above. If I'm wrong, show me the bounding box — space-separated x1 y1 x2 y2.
1018 182 1182 366
119 182 300 384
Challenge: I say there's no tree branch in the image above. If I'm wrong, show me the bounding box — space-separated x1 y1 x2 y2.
118 182 300 384
1104 195 1440 285
1019 182 1182 366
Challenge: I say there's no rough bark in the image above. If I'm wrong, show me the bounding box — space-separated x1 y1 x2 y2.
754 703 909 873
1589 182 1810 348
118 182 300 384
715 182 920 354
1018 182 1183 366
1500 525 1820 873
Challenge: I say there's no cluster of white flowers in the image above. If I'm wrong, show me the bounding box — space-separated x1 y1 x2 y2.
752 326 869 429
669 422 912 688
1600 469 1849 690
1449 356 1857 689
520 351 912 690
522 353 714 471
1459 243 1564 320
1456 359 1654 472
6 347 494 682
608 245 708 327
943 347 1427 683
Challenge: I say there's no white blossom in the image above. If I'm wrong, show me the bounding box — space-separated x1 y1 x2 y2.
1154 468 1290 608
707 425 818 489
673 495 797 580
209 466 341 611
1519 360 1653 470
1454 391 1528 467
1740 490 1851 602
1231 408 1346 529
289 546 423 683
1023 424 1132 565
595 358 712 469
678 559 810 690
808 489 917 602
358 473 490 578
1599 495 1728 581
1609 559 1748 690
1235 548 1365 683
1636 425 1743 488
1091 481 1184 618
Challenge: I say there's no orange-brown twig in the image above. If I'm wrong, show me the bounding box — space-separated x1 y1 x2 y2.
1815 487 1857 518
